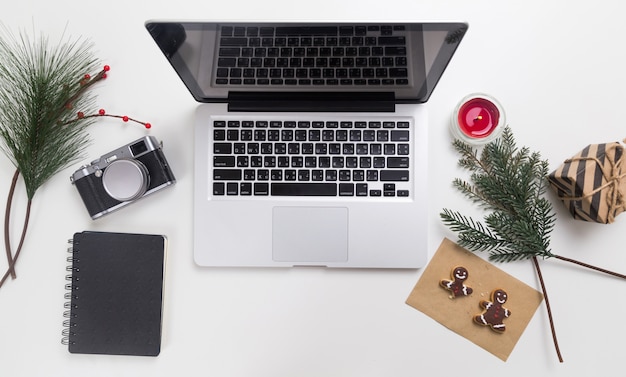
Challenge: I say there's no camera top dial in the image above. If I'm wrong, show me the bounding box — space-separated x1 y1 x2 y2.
101 159 150 201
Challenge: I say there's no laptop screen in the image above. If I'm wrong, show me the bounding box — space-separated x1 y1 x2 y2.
145 21 467 107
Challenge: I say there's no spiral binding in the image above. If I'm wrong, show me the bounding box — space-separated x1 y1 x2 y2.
61 239 80 346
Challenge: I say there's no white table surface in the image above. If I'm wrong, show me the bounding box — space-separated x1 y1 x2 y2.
2 0 626 376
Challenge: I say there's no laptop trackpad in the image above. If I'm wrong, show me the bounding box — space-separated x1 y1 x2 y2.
272 207 348 263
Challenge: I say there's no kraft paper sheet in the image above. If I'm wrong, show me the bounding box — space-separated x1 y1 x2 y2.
406 238 544 361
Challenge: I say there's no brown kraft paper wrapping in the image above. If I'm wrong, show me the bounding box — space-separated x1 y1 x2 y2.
548 141 626 224
406 238 543 361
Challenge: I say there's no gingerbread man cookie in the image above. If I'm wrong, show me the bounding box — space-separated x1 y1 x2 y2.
474 289 511 333
440 266 473 298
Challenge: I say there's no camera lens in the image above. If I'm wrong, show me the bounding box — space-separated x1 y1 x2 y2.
102 159 149 201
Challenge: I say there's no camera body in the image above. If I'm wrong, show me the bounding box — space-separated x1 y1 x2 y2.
71 136 176 219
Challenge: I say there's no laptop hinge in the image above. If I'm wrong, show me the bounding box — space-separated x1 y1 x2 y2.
227 92 396 112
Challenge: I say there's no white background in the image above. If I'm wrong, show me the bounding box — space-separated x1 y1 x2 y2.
2 0 626 376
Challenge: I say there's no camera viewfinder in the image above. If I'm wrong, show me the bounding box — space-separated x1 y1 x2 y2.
130 141 148 156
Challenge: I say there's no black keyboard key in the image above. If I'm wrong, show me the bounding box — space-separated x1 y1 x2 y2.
271 183 337 196
214 129 226 140
391 130 409 141
384 144 395 155
254 183 269 195
389 68 408 78
213 182 225 195
385 47 407 56
243 169 255 180
378 36 406 45
240 183 252 196
219 47 241 56
213 169 242 181
366 170 378 181
213 143 232 154
298 170 310 181
387 157 409 168
217 58 237 67
237 156 249 167
221 26 234 36
271 169 283 180
397 144 410 155
352 170 364 181
339 183 354 196
257 169 270 180
380 170 409 182
312 170 324 181
356 183 368 196
260 27 274 36
213 156 236 167
220 37 248 46
325 170 337 181
339 26 354 36
338 170 351 181
226 182 238 195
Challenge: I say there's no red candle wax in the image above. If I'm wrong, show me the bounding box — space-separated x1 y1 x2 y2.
457 97 501 138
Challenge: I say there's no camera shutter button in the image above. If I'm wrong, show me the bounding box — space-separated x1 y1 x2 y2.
102 159 149 202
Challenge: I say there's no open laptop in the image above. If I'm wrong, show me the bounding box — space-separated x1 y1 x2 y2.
145 21 467 268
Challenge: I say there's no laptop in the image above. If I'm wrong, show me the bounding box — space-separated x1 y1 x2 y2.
145 21 467 268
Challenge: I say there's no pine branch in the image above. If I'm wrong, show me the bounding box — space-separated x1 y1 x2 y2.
442 127 556 260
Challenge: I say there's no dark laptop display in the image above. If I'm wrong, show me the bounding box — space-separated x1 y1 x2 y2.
146 21 467 111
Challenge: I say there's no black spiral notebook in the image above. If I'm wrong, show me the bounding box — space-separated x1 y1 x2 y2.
62 231 166 356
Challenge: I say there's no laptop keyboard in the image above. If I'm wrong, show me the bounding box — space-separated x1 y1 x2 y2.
215 25 409 87
211 118 411 197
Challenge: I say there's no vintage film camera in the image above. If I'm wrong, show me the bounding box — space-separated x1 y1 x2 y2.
71 136 176 219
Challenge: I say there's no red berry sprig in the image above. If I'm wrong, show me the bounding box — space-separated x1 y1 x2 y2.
91 108 152 129
64 65 152 129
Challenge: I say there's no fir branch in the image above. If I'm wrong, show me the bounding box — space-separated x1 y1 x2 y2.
442 127 556 261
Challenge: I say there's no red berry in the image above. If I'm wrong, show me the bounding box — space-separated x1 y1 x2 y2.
102 73 108 79
77 111 84 119
103 65 110 72
145 123 152 129
98 109 105 115
84 74 91 80
122 116 129 122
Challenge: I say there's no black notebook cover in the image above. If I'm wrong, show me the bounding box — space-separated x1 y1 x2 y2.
62 231 166 356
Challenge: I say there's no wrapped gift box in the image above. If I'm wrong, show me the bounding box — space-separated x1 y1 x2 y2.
548 141 626 224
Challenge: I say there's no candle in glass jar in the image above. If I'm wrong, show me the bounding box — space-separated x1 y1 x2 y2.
451 93 505 144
